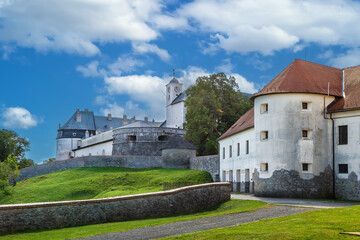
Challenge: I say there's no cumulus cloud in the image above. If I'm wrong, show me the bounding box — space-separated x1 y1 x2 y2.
76 61 103 77
132 42 171 61
0 0 162 55
328 48 360 68
100 102 125 117
178 0 360 54
0 107 41 129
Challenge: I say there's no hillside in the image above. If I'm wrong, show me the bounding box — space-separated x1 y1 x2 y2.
0 167 213 204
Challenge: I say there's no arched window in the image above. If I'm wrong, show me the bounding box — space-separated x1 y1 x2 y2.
158 135 168 141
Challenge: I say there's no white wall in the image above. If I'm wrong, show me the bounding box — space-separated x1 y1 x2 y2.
219 128 256 183
166 101 185 129
56 138 81 160
74 130 113 157
333 109 360 178
254 93 335 179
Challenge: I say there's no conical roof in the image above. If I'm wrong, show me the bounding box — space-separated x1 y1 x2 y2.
161 134 197 150
169 77 180 84
252 59 343 99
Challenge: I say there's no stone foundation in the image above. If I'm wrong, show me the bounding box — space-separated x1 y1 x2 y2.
190 155 219 181
335 172 360 201
254 166 333 198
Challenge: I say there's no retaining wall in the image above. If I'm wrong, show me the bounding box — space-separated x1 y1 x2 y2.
18 156 163 181
190 155 220 182
0 183 231 233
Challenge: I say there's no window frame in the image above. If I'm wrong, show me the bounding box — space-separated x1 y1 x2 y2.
338 125 348 145
338 164 348 174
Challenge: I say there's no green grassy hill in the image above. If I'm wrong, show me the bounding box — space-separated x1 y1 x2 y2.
0 167 213 204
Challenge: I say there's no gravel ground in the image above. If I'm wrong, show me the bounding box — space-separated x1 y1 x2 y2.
81 206 317 240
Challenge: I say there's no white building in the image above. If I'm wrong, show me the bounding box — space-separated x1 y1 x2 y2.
56 76 187 161
219 59 360 200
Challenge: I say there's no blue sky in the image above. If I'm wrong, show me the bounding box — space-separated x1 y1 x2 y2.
1 0 360 163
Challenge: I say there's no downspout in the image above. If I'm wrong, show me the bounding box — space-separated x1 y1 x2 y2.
331 112 335 199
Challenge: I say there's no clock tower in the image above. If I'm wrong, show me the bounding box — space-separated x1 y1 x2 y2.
165 70 185 128
166 70 183 106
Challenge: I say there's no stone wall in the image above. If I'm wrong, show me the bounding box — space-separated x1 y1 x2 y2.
190 155 220 182
253 166 333 198
0 183 231 233
18 156 163 181
335 172 360 201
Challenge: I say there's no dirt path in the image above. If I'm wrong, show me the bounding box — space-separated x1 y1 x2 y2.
81 205 317 240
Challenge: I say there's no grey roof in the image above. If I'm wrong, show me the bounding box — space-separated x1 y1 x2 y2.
171 92 186 105
160 120 166 127
161 134 197 150
60 110 96 130
60 109 163 131
94 116 124 131
169 77 180 84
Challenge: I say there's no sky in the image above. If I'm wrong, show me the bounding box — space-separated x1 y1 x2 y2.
1 0 360 163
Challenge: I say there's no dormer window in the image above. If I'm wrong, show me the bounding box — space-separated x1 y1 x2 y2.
260 103 268 114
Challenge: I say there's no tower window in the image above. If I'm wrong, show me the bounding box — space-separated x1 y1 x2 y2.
229 145 232 158
261 163 268 172
246 140 249 154
302 102 312 111
128 135 136 141
222 147 225 159
261 131 268 141
237 143 240 156
260 103 268 114
339 164 348 173
302 163 312 172
72 133 76 137
338 125 348 145
302 130 312 139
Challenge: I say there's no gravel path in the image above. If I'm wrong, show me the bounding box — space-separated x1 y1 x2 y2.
81 206 317 240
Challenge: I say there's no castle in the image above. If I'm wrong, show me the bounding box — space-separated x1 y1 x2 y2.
219 59 360 200
56 76 187 160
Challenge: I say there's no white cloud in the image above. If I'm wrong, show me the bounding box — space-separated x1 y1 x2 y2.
76 61 103 77
178 0 360 54
0 107 41 129
108 56 144 76
100 102 124 118
231 74 257 94
215 59 234 73
328 48 360 68
132 42 171 61
246 56 273 71
0 0 162 56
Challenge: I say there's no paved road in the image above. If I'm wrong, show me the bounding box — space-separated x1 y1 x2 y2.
231 194 360 209
81 206 317 240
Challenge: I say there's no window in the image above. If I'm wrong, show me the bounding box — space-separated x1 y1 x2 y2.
302 102 312 110
158 135 168 141
339 164 348 174
302 130 312 139
339 125 348 145
229 170 233 182
222 171 226 182
246 140 249 154
261 131 268 141
128 135 136 141
223 147 225 159
261 163 268 172
229 145 232 158
302 163 312 172
237 143 240 156
72 132 76 137
260 103 268 114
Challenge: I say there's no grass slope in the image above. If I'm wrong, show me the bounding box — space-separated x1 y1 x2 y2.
164 205 360 240
0 167 213 204
0 200 267 240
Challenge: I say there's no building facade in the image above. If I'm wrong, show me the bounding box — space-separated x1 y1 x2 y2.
219 59 360 200
56 77 187 160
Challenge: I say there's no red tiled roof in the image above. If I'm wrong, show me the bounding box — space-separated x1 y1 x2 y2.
218 107 254 141
252 59 343 99
328 65 360 112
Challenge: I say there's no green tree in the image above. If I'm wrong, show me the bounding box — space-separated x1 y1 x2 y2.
5 155 20 186
0 129 30 162
184 73 253 156
44 157 55 164
18 158 35 169
0 161 10 190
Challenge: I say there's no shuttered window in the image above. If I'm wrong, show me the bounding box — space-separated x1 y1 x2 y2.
339 125 348 145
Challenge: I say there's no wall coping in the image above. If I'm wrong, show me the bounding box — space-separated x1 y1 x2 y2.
190 155 219 159
0 182 230 210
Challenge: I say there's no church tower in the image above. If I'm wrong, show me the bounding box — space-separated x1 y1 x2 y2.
166 70 185 128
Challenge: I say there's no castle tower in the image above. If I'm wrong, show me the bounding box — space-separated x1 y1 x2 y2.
166 70 185 128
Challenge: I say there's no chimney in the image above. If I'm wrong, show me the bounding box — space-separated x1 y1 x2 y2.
144 116 148 123
85 130 89 138
107 113 112 121
84 109 88 112
76 110 81 122
122 114 128 124
131 116 136 122
152 119 155 123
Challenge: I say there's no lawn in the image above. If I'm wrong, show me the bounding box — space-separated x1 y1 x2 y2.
164 205 360 240
0 199 267 240
0 167 213 204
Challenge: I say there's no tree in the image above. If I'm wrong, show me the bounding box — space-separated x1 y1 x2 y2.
0 161 10 190
18 158 35 169
0 129 30 162
44 157 55 164
5 155 19 186
184 73 253 156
